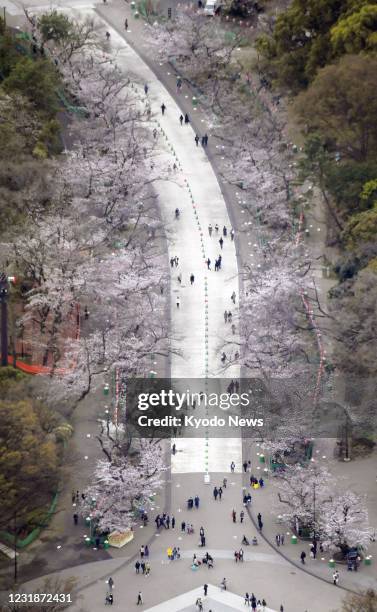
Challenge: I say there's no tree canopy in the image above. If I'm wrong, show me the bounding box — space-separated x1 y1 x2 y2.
0 396 59 530
256 0 375 90
3 57 59 117
331 4 377 54
294 54 377 162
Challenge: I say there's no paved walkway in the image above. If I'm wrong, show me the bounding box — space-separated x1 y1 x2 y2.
95 10 243 474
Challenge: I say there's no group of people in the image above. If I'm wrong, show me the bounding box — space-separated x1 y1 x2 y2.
187 495 200 509
194 133 208 147
242 534 258 546
155 513 175 529
181 521 195 534
170 255 179 267
135 559 151 575
192 551 214 569
275 533 285 546
224 310 233 323
166 546 181 560
234 548 245 562
208 224 234 240
250 475 265 488
231 509 245 523
212 485 225 501
243 492 252 505
244 593 268 610
179 113 190 125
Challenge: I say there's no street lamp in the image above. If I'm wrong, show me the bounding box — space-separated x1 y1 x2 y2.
0 273 9 366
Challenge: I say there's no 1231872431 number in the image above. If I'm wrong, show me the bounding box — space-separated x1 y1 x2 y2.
9 593 72 604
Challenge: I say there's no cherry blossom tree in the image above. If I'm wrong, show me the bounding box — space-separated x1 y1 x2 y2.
320 491 372 555
274 463 334 533
8 12 174 391
80 440 166 533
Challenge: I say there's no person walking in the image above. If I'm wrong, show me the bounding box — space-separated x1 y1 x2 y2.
203 584 208 596
220 578 227 591
223 477 227 488
171 516 175 529
144 83 148 95
137 591 143 605
106 593 113 605
240 510 244 523
218 486 223 500
206 258 211 270
257 513 263 531
213 487 218 501
195 135 200 146
105 31 111 40
232 509 236 523
161 103 166 115
181 521 186 532
230 228 234 240
201 135 206 147
73 513 78 525
251 594 257 611
176 296 180 308
124 18 128 30
190 273 195 285
179 114 184 125
230 461 235 472
194 495 200 508
223 226 227 237
208 224 213 236
300 550 306 564
176 77 182 91
140 545 145 558
135 560 140 573
333 570 339 585
244 593 250 606
215 223 219 234
108 577 114 592
203 133 208 146
184 113 190 124
219 237 224 249
231 291 236 304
